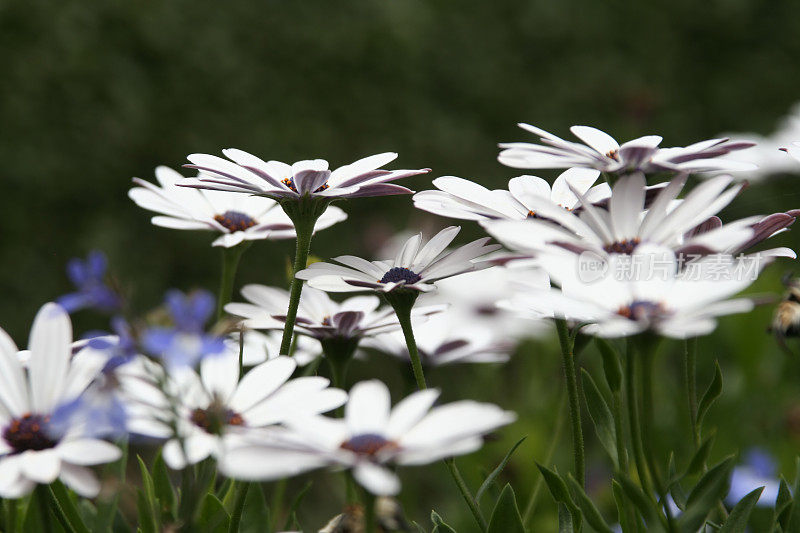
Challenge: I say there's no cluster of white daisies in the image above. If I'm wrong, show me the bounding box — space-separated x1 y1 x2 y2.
2 123 797 509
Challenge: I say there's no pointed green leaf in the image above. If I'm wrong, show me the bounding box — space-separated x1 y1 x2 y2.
680 456 734 533
581 369 619 468
197 493 229 533
612 480 638 533
153 453 176 522
431 510 457 533
566 474 614 533
476 437 526 502
487 484 525 533
776 477 793 528
616 476 658 526
136 490 158 533
595 338 622 392
696 361 722 429
536 464 582 530
558 503 575 533
685 433 715 477
667 453 687 511
282 481 312 531
718 487 764 533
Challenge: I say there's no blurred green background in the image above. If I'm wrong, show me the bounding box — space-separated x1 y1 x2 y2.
2 0 800 529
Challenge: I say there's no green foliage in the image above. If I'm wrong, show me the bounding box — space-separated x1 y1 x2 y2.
487 484 525 533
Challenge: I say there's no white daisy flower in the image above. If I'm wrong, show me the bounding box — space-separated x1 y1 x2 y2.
412 168 609 221
219 380 515 495
178 150 429 200
225 285 444 341
223 330 320 367
361 314 511 366
501 246 757 338
782 141 800 165
686 210 800 260
499 123 756 175
129 166 348 248
482 173 754 258
133 353 346 470
295 226 501 293
0 303 122 498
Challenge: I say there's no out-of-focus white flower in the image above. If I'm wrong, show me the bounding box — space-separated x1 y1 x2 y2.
499 124 755 175
483 173 753 259
413 168 608 221
223 330 319 367
361 314 511 366
501 246 758 338
179 151 428 200
219 380 515 495
132 354 346 470
296 227 500 293
0 303 122 498
129 167 347 248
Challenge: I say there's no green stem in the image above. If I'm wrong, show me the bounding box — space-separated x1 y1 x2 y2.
523 391 566 525
270 479 287 531
555 318 585 487
444 458 488 532
4 499 16 533
684 337 699 447
216 243 249 321
625 340 652 497
639 344 675 530
45 485 79 533
34 485 54 533
385 290 486 531
227 482 250 533
363 489 377 533
279 216 316 355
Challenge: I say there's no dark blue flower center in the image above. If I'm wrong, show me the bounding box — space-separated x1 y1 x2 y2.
603 238 641 254
3 414 58 453
214 210 257 232
281 177 329 194
380 267 422 285
340 433 396 456
190 406 244 435
617 300 665 321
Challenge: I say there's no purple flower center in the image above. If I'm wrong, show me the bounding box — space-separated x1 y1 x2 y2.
214 211 257 232
380 267 422 285
190 406 245 435
603 238 641 254
281 177 329 194
617 300 665 322
340 433 397 456
3 414 58 453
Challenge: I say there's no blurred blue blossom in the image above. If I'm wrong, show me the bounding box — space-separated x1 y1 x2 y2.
727 448 782 507
84 317 139 371
57 250 122 313
142 289 225 368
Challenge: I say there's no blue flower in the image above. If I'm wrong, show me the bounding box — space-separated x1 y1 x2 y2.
84 317 139 372
727 448 782 507
57 250 122 313
142 290 225 368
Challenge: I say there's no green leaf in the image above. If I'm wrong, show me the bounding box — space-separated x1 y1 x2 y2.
685 433 715 477
476 437 526 502
581 369 619 468
595 338 622 392
487 484 525 533
282 481 312 531
411 521 428 533
94 439 128 532
612 480 638 533
696 361 722 429
667 453 687 512
566 474 614 533
197 494 230 533
536 463 582 530
50 481 92 533
776 477 793 529
616 476 658 527
233 483 268 533
136 490 158 533
680 456 734 533
718 487 764 533
431 510 457 533
153 453 176 522
558 503 575 533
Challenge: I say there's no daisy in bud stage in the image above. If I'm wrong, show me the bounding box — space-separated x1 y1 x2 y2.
179 149 430 356
0 303 122 498
225 284 444 386
412 168 609 221
129 166 347 248
498 123 755 175
131 352 346 469
219 380 515 496
483 173 754 260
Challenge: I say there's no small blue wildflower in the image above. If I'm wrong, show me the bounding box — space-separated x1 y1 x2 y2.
727 447 782 507
57 250 122 313
142 290 225 368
